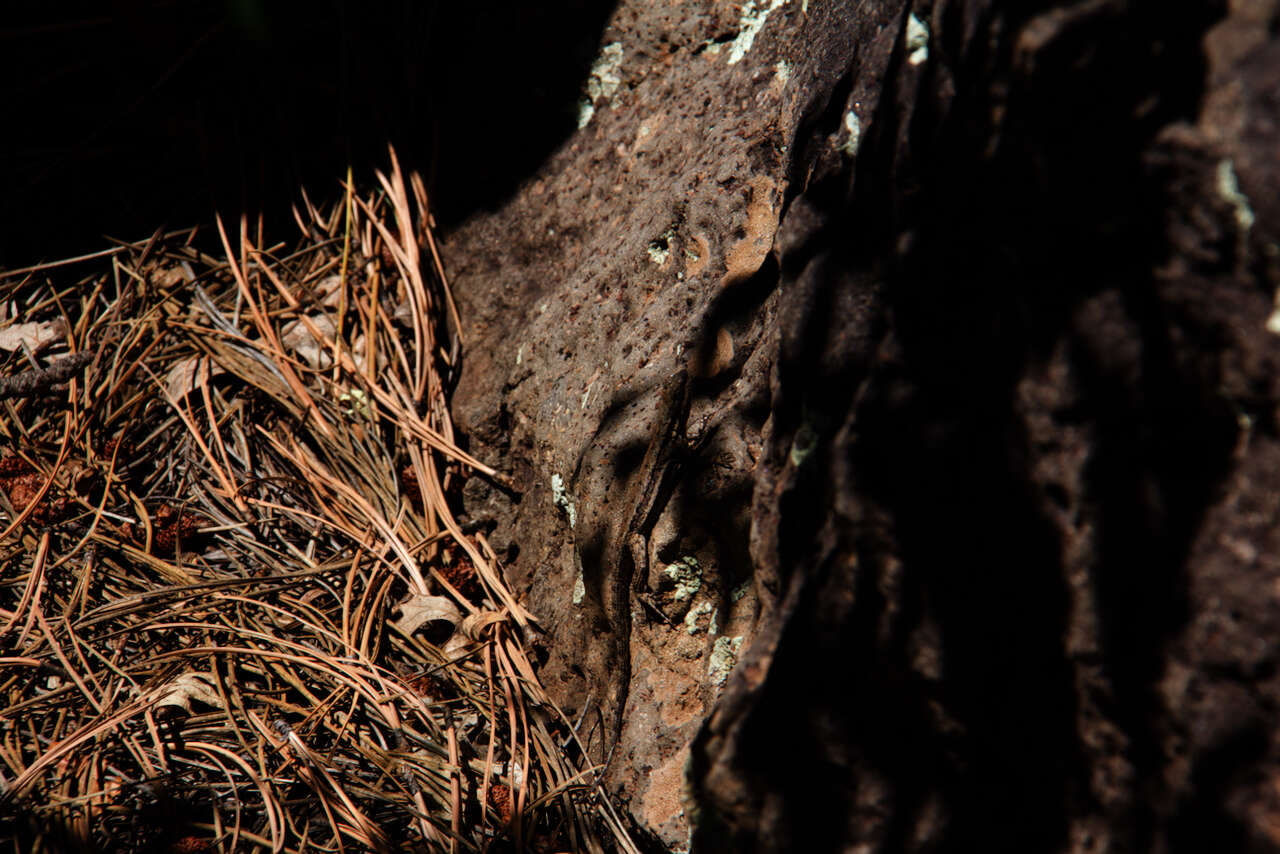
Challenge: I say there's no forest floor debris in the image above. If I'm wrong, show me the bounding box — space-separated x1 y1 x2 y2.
0 154 636 854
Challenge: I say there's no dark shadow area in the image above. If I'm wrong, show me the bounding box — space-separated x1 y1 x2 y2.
1166 725 1265 853
1 780 217 853
694 1 1246 851
839 4 1233 848
0 0 616 268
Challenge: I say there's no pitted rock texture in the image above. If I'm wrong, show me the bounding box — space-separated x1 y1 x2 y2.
445 3 893 847
443 0 1280 851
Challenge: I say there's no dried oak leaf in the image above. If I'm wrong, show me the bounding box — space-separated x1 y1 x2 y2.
392 594 462 641
281 313 336 369
460 610 508 641
0 320 62 352
164 356 224 399
157 672 222 717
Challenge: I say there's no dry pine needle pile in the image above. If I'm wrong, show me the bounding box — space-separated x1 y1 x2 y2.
0 153 636 854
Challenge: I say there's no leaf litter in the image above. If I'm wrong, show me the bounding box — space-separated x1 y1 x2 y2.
0 152 638 854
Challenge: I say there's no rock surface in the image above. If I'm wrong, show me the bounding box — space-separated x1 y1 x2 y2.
442 0 1280 851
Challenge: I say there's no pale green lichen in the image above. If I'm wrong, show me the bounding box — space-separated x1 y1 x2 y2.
727 0 788 66
841 109 862 158
684 599 713 635
1267 296 1280 336
1217 159 1255 234
648 228 675 265
731 580 750 602
338 388 371 419
906 13 930 66
578 41 625 128
774 60 791 85
573 569 586 605
1216 159 1275 333
664 556 702 602
709 608 720 637
789 420 817 467
587 42 624 101
550 473 576 529
708 636 744 685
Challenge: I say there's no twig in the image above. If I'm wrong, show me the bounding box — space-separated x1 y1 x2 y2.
0 351 94 400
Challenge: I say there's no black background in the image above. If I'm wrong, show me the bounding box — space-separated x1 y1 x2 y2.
0 0 616 267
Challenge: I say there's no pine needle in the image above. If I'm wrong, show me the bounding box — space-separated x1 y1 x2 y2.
0 152 636 853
